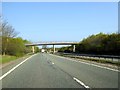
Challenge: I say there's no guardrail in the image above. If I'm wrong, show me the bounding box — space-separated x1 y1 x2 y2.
56 52 120 63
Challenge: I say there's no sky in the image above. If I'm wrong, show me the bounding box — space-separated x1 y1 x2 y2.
2 2 118 43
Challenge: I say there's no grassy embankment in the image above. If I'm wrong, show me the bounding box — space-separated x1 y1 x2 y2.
0 53 33 64
0 55 19 64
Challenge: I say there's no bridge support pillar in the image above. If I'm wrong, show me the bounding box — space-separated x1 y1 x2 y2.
32 46 35 53
73 45 75 52
53 45 55 53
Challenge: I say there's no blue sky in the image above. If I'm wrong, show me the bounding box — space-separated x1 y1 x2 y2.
2 2 118 42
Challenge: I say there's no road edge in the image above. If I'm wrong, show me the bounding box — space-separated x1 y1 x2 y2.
50 54 119 72
0 53 37 81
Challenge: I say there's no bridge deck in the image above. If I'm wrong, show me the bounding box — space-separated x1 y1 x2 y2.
25 42 79 46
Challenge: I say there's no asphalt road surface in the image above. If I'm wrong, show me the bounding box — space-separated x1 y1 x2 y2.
1 53 119 88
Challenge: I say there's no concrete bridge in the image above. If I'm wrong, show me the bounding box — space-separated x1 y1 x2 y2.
25 41 79 53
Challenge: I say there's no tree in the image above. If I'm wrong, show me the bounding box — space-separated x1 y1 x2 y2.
75 33 120 55
58 46 72 53
0 16 2 54
42 45 47 49
23 40 32 54
0 17 37 56
1 21 18 38
6 37 25 56
1 18 19 55
59 33 120 55
35 47 40 53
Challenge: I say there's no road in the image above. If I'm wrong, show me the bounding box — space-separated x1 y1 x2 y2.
1 53 119 88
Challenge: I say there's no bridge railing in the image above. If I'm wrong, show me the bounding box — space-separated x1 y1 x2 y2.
25 41 79 46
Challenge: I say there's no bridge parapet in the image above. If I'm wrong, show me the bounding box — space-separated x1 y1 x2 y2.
25 41 79 46
25 41 79 53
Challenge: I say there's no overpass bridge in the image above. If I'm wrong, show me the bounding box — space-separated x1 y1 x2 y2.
25 41 79 53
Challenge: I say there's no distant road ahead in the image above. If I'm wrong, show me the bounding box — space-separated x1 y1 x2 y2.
2 53 118 88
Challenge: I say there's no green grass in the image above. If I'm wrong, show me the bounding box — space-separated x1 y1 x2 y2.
0 55 2 64
0 55 19 64
0 53 33 64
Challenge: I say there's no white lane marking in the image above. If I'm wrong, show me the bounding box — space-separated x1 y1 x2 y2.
73 77 90 88
50 54 119 72
77 60 119 72
0 54 37 80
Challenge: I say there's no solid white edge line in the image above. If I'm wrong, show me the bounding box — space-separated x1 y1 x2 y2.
0 54 37 80
78 60 119 72
73 77 90 88
50 54 119 72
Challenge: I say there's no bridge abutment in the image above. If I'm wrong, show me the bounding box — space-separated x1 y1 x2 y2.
53 45 55 53
73 45 75 52
32 46 35 53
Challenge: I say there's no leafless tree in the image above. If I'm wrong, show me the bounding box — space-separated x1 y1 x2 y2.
0 15 2 54
2 22 19 38
1 17 19 55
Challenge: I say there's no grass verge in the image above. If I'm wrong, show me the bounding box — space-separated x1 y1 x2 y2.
0 55 19 64
0 53 33 64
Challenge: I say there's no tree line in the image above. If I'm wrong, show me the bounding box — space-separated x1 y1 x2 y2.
0 17 39 56
58 33 120 55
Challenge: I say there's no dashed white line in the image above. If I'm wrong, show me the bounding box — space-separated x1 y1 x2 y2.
0 54 37 80
73 77 90 88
